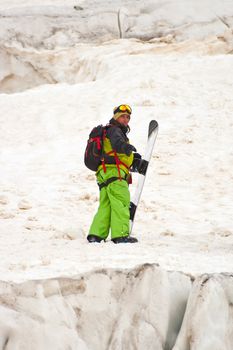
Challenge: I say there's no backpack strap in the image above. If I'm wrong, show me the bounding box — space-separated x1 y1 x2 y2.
100 127 107 173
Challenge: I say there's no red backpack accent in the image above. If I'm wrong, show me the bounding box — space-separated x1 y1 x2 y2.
84 124 130 178
84 125 106 171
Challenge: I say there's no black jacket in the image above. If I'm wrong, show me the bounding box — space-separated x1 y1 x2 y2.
102 118 135 167
106 118 135 156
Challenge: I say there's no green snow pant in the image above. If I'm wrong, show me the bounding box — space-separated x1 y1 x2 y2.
89 167 130 240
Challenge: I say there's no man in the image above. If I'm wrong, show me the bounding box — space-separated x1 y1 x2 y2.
87 104 146 244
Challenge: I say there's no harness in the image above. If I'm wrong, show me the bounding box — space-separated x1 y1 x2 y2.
100 127 130 181
98 174 128 190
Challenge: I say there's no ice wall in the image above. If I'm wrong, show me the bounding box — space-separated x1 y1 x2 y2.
0 0 232 46
174 273 233 350
0 264 232 350
1 32 233 93
0 0 233 93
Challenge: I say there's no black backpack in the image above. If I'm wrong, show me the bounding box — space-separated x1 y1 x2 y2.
84 125 106 171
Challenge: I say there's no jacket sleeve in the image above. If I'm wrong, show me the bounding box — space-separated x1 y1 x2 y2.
107 126 135 156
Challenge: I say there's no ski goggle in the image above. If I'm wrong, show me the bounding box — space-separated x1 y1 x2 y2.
113 104 132 115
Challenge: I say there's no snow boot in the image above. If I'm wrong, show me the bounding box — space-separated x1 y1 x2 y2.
87 234 103 243
112 236 138 244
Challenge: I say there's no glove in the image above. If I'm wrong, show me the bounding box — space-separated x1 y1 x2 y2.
133 152 142 160
131 158 149 175
125 144 137 156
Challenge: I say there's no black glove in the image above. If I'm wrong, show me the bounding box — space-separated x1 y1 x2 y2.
133 152 142 160
131 157 149 175
125 144 137 156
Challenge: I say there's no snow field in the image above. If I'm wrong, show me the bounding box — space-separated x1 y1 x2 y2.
0 0 233 348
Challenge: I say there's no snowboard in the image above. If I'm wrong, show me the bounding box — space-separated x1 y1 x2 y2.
129 120 159 234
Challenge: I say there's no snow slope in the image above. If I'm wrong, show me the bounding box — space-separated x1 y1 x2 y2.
0 46 232 280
